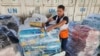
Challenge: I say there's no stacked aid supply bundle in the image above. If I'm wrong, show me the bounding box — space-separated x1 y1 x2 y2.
78 29 99 56
66 14 100 56
80 14 100 56
0 26 19 56
0 15 20 56
19 28 61 56
67 23 90 56
19 14 61 56
67 21 99 56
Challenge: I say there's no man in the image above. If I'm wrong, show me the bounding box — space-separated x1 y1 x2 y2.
44 5 69 56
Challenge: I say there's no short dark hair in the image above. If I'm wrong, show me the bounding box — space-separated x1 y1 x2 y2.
58 5 65 11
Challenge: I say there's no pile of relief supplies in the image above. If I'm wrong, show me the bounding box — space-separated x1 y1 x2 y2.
0 15 20 56
67 14 100 56
19 14 100 56
19 14 61 56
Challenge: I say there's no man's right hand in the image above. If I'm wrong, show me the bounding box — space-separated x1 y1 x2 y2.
42 23 46 27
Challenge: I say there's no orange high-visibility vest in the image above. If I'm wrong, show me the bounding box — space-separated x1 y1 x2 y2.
59 29 69 39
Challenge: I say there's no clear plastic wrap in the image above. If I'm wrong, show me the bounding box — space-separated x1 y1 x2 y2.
85 14 100 21
81 14 100 56
0 26 19 56
0 15 20 32
78 30 99 56
68 21 80 32
82 14 100 31
19 28 61 56
82 19 100 31
67 22 99 56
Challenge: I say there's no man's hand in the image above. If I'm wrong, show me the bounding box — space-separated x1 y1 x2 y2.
42 23 46 27
46 26 55 32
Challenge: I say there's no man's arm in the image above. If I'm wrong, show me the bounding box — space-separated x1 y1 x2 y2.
46 16 69 32
52 20 67 28
46 20 67 32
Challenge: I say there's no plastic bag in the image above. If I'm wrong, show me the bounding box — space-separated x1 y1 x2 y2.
85 14 100 21
24 14 47 26
0 26 11 49
82 19 100 31
0 15 20 32
0 25 19 50
82 14 100 31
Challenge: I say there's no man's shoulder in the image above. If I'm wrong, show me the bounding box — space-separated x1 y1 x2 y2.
63 16 69 24
63 16 69 20
64 16 68 18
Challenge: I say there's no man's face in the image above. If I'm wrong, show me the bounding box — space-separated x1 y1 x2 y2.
57 8 64 17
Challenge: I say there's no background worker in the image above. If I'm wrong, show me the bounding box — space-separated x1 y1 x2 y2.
44 5 69 56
